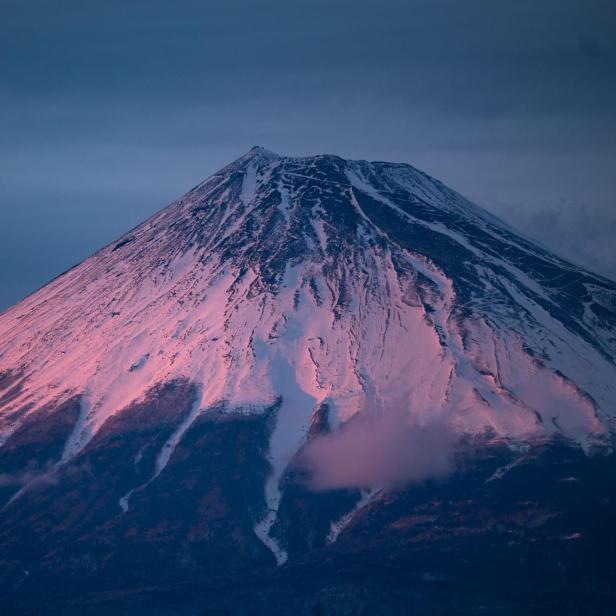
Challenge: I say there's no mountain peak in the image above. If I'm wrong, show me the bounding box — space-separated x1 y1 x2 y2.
249 144 277 155
242 145 280 163
237 147 352 169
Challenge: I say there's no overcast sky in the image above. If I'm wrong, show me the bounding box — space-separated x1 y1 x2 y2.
1 0 615 310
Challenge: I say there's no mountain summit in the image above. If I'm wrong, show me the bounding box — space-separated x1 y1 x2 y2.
1 149 616 613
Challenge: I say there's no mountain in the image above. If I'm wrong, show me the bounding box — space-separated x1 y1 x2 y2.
1 147 615 615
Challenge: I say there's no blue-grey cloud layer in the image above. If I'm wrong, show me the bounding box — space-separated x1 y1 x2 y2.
1 0 615 309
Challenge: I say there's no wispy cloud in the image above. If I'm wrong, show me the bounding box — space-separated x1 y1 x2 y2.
300 410 457 491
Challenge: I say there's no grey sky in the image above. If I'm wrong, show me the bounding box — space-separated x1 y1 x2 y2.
1 0 615 310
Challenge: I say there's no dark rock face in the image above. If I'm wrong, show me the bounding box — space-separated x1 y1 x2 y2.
0 380 278 604
0 395 81 507
0 397 615 615
3 439 614 615
99 405 276 582
0 370 27 413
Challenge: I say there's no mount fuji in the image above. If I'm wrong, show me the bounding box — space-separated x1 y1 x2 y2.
1 147 615 615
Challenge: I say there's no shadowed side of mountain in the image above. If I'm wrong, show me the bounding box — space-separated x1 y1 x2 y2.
0 381 278 597
0 395 81 507
7 440 612 616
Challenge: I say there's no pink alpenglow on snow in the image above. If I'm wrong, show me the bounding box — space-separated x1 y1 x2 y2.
0 148 615 559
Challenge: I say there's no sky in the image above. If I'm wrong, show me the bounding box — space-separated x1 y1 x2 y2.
1 0 615 311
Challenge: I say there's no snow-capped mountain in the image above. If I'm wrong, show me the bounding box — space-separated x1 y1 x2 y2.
1 148 615 612
2 147 614 444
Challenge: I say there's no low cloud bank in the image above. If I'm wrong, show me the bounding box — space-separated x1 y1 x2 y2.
300 410 458 491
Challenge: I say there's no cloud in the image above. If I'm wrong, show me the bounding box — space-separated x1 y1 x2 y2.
500 202 616 282
299 410 457 492
0 463 59 490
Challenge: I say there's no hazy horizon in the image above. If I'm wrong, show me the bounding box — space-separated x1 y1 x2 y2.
2 0 615 310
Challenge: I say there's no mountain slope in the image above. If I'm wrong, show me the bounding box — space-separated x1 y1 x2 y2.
0 148 615 610
1 147 614 445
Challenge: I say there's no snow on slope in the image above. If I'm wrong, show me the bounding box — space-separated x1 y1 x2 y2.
0 146 615 554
